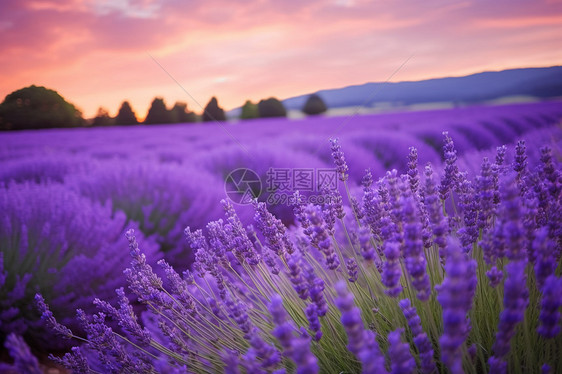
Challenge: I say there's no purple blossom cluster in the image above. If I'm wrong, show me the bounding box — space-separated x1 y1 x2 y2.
0 102 561 372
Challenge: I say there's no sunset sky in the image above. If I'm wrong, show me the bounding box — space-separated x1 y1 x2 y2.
1 0 561 119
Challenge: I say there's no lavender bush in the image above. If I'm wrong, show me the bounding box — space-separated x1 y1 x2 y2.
68 161 227 267
25 131 561 373
0 183 160 351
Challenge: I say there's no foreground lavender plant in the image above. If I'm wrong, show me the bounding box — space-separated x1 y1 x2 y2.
29 135 562 373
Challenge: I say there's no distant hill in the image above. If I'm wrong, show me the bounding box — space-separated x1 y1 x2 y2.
229 66 562 117
284 66 562 110
281 66 562 111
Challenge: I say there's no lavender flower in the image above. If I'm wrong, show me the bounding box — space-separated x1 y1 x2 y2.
330 138 349 182
335 282 387 373
399 299 436 374
408 146 420 195
388 328 417 374
305 303 322 342
222 199 261 265
498 174 527 261
305 204 340 270
489 260 529 373
533 227 557 289
3 333 42 374
253 201 289 256
486 266 503 288
345 258 358 282
456 175 478 249
401 193 431 301
381 240 403 297
513 140 527 176
357 226 376 262
423 164 448 261
477 157 496 230
537 275 562 339
305 266 328 316
48 347 90 374
436 240 477 373
286 253 309 300
93 287 152 346
269 295 319 373
439 132 459 201
350 195 365 220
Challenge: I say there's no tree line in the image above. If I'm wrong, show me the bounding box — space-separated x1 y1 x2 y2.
0 85 328 130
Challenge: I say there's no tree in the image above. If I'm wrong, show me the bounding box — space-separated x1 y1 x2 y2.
91 107 114 127
0 85 84 130
202 97 226 122
170 102 197 123
240 100 258 120
302 93 327 116
114 101 138 125
144 97 172 124
258 97 287 118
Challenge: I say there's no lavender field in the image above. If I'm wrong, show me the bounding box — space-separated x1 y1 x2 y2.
1 101 562 373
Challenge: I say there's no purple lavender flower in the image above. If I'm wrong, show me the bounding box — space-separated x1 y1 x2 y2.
269 295 319 373
247 329 281 370
498 174 527 261
330 138 349 182
477 157 496 230
388 328 417 374
401 193 431 301
305 266 328 316
77 309 151 372
222 199 261 265
93 287 152 346
225 295 252 338
334 282 387 373
292 328 320 374
286 253 309 300
223 349 241 374
382 241 403 297
537 275 562 339
489 260 529 373
357 226 376 262
345 258 359 282
48 347 90 374
513 140 527 175
423 163 448 261
350 195 365 220
533 227 557 289
492 145 507 204
399 299 436 374
456 174 478 250
408 146 420 195
292 191 311 234
3 333 42 374
438 132 459 201
305 204 340 270
486 266 503 288
34 293 73 339
253 201 286 256
263 246 281 275
436 240 477 373
305 303 323 341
